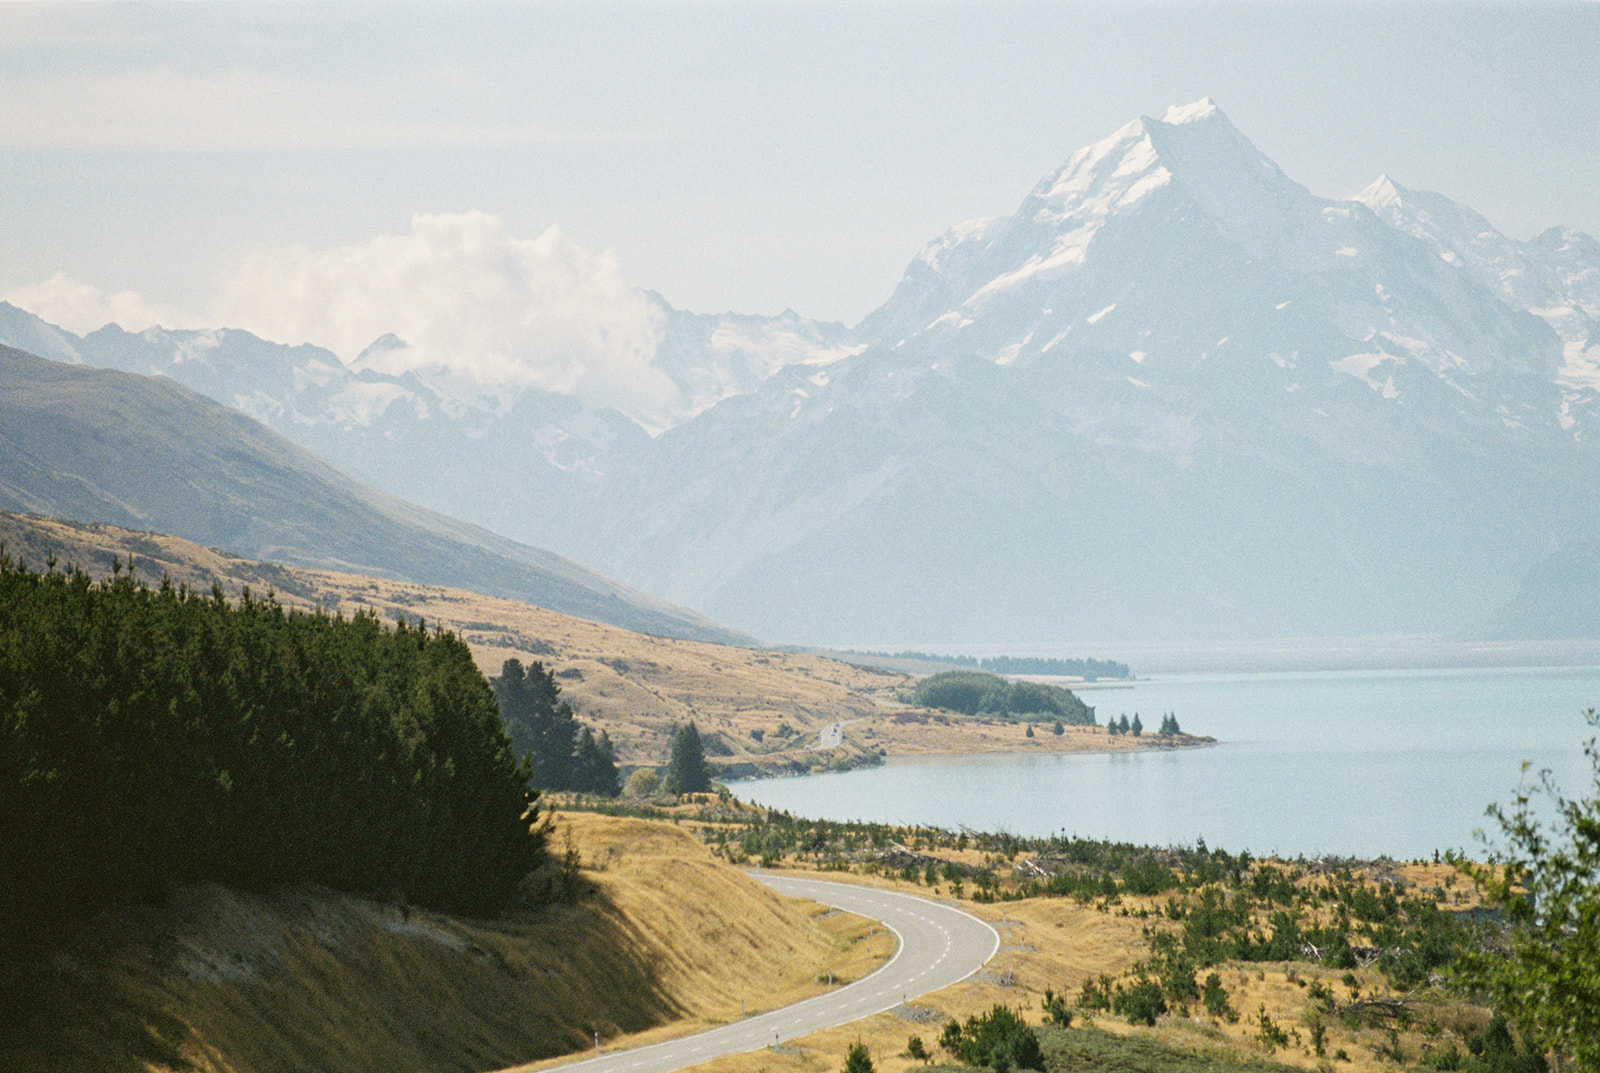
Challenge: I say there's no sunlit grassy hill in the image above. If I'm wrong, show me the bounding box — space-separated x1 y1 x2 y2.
0 510 902 772
0 511 1181 774
2 812 887 1073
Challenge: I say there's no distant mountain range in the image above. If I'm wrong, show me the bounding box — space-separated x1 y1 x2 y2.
4 99 1597 644
0 344 750 646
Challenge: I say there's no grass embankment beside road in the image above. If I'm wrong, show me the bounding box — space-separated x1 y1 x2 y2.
2 813 888 1073
7 792 1500 1073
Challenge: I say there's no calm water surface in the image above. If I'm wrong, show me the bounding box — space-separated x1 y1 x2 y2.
727 666 1600 860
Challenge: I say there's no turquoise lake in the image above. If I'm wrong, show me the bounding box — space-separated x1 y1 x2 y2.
726 665 1600 860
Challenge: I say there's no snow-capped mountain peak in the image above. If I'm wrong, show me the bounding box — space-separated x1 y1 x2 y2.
352 332 410 373
1160 95 1220 124
6 97 1600 648
1354 173 1407 209
1351 172 1600 371
860 98 1318 351
1021 97 1295 228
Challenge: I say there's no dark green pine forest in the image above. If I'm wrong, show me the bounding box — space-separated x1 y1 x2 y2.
490 658 621 797
0 554 547 958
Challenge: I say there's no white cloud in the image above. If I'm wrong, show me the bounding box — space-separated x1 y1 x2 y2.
212 212 676 418
1 273 178 335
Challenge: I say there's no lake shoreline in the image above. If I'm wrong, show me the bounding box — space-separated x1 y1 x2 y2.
717 714 1217 781
723 665 1600 859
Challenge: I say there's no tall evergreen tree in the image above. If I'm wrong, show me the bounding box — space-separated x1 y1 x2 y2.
574 726 622 797
663 721 711 795
491 658 579 790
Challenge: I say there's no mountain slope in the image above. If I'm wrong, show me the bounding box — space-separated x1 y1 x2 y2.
554 102 1599 642
5 100 1599 644
0 344 750 645
1476 539 1600 641
0 299 860 545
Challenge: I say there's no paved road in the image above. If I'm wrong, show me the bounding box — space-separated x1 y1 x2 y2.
502 873 999 1073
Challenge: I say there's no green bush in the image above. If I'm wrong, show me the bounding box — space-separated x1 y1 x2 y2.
1113 979 1168 1027
911 671 1093 724
939 1005 1045 1071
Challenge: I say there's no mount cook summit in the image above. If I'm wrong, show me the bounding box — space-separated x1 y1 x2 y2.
4 99 1597 645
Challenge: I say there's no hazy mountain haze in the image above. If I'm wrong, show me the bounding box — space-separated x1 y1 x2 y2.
5 101 1597 647
0 342 752 646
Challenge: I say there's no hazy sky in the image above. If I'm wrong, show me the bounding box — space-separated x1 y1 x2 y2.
3 1 1597 346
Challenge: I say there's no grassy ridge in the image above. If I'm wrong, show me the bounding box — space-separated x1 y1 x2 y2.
0 813 889 1073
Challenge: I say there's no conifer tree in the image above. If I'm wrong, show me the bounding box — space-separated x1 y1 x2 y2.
491 658 579 790
574 725 622 797
663 721 711 795
0 555 545 944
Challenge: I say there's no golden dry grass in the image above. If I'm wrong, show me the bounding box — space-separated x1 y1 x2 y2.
5 812 893 1073
593 856 1495 1073
6 785 1494 1073
0 511 1197 773
859 712 1209 758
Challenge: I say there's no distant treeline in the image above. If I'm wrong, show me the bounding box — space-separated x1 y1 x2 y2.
907 671 1096 724
851 650 1131 680
0 556 545 952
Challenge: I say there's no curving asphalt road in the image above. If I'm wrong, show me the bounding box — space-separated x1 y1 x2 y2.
503 873 999 1073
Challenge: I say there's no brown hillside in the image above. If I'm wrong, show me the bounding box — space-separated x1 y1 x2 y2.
0 511 1190 772
0 512 899 771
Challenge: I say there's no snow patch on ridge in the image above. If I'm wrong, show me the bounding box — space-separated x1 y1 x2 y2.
1560 339 1600 391
1161 97 1220 124
1331 352 1389 379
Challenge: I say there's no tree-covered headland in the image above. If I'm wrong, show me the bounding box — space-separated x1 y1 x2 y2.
907 670 1096 724
0 554 547 958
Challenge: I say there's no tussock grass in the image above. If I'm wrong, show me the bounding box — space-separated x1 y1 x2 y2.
0 813 887 1073
639 857 1497 1073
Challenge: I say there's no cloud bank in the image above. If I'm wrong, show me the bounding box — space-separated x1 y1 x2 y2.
5 213 678 422
1 273 179 336
215 213 674 417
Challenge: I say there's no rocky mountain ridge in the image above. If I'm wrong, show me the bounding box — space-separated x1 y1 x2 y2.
0 343 750 645
4 100 1597 643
